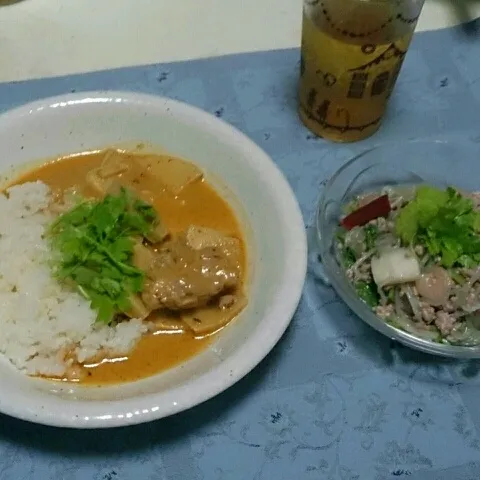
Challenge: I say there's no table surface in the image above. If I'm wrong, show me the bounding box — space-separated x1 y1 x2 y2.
1 3 480 480
0 0 479 82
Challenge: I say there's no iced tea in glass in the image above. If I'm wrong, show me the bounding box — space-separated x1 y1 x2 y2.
298 0 425 142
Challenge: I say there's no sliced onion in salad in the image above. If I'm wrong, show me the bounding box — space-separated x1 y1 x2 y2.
374 233 398 254
447 312 480 346
454 267 480 312
402 285 423 321
391 288 441 341
344 227 366 257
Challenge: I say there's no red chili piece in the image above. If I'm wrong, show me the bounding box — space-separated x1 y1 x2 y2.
341 194 391 230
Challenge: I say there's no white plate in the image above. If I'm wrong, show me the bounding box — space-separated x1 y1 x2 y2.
0 91 307 428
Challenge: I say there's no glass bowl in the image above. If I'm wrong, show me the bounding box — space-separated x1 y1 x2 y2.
316 138 480 358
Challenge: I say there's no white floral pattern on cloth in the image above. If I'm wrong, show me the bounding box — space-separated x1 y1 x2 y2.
0 18 480 480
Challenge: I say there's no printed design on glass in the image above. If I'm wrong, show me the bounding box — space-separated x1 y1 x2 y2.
299 0 422 138
316 2 421 39
302 41 406 133
346 42 407 99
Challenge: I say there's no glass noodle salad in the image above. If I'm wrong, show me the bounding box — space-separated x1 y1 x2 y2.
336 185 480 345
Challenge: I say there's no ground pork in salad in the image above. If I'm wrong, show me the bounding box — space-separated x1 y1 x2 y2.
336 184 480 345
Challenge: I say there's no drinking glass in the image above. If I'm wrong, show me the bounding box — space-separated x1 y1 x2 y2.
298 0 426 142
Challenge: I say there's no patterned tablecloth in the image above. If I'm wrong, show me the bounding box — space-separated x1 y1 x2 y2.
0 19 480 480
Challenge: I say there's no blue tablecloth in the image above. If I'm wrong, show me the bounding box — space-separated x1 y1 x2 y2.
1 19 480 480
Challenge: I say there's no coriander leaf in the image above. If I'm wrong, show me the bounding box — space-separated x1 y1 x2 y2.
386 288 396 303
110 237 134 262
50 202 92 229
465 236 480 255
395 185 480 268
395 201 418 244
449 269 467 285
90 292 116 324
122 212 151 236
134 199 157 221
335 229 347 243
440 237 464 268
422 231 441 256
128 274 145 293
396 185 448 243
48 188 160 323
70 266 98 285
474 212 480 232
446 187 473 214
457 255 477 269
415 185 449 227
342 247 356 269
355 281 379 307
117 295 133 313
364 224 379 251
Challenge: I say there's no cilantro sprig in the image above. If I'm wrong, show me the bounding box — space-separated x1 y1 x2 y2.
395 185 480 267
364 224 379 251
48 188 158 323
355 280 379 307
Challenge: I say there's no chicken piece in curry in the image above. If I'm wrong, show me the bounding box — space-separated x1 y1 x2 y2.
16 148 247 384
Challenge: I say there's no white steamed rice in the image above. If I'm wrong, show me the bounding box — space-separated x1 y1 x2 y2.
0 181 147 377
